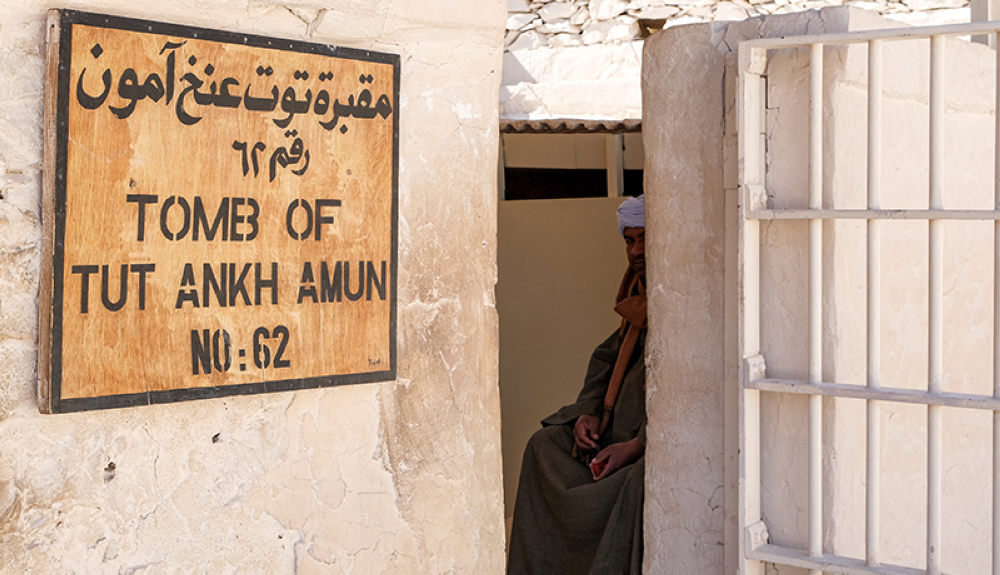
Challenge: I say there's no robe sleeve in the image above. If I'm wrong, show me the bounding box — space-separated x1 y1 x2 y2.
635 414 646 446
541 330 621 427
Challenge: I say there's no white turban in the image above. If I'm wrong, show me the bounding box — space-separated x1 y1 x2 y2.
617 194 645 236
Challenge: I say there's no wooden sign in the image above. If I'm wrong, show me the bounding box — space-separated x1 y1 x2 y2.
40 10 399 413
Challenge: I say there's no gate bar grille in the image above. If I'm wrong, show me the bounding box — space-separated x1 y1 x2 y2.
867 36 883 570
927 33 944 575
809 41 825 575
994 30 1000 575
751 544 947 575
747 209 1000 220
740 21 1000 47
748 379 1000 411
737 20 1000 575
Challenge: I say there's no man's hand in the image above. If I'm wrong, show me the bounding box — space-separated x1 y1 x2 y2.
591 438 644 481
573 414 601 452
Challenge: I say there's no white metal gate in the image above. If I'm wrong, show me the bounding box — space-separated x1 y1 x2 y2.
737 22 1000 575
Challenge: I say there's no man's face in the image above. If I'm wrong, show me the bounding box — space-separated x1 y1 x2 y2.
623 227 645 280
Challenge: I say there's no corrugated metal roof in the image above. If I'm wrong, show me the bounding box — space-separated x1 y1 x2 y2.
500 119 642 134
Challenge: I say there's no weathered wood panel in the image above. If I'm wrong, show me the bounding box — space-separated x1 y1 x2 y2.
41 10 398 413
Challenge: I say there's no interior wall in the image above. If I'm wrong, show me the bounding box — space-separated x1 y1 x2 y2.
503 133 608 169
0 1 507 573
502 132 645 170
497 197 626 518
624 133 645 170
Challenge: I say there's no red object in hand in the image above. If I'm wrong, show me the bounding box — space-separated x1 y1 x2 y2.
590 459 608 478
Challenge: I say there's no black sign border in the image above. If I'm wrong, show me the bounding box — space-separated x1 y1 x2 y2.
47 9 400 413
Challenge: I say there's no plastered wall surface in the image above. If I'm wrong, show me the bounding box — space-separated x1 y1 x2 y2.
642 20 729 575
496 197 625 518
642 6 993 573
0 1 507 573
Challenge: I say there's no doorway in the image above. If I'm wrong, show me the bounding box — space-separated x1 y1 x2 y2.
496 130 643 531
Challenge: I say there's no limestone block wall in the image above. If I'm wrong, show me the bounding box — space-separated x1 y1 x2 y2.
499 0 970 151
505 0 970 52
0 1 507 573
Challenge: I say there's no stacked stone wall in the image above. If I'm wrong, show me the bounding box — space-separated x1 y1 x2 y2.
505 0 971 51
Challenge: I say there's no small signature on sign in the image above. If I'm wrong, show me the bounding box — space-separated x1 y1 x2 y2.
368 358 382 367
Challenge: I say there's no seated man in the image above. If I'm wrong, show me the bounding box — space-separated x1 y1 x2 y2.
507 195 647 575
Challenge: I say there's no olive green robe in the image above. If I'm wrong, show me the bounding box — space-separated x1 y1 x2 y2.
507 330 646 575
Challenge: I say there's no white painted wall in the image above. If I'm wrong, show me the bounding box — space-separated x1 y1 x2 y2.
0 1 507 573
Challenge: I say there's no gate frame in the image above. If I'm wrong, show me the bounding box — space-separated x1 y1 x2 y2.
731 21 1000 575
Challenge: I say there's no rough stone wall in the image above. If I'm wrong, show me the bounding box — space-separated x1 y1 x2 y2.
0 1 507 573
505 0 971 52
